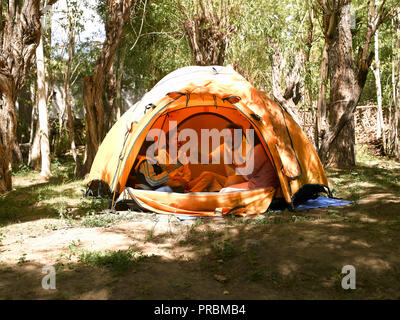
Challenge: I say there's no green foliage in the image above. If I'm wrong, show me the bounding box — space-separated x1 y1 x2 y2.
12 164 31 176
49 0 100 118
79 211 120 228
227 0 312 90
17 254 28 266
78 249 148 273
78 198 109 214
247 267 265 282
121 0 191 95
54 133 71 157
212 239 236 260
51 157 76 180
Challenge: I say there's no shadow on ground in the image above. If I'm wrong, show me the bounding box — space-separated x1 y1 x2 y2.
1 198 399 299
0 156 399 299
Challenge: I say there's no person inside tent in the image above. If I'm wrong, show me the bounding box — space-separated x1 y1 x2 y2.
159 127 231 193
220 129 280 192
156 130 191 192
187 170 227 192
187 123 247 192
134 140 185 192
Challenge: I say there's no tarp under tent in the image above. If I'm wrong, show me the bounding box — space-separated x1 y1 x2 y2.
86 65 330 217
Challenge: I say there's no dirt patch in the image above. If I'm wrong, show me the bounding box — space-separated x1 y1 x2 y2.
1 192 400 300
1 153 400 300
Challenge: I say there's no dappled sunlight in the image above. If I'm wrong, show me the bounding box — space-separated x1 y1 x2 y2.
353 257 392 272
1 209 399 299
359 217 378 223
350 240 372 248
1 152 400 299
1 160 87 227
0 0 399 301
79 289 109 300
278 261 298 277
0 226 135 266
328 235 349 243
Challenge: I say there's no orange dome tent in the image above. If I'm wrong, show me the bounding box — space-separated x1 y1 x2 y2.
87 66 330 217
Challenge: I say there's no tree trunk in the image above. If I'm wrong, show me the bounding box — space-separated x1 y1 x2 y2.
0 96 14 192
304 3 316 145
0 135 12 192
28 82 41 169
0 0 43 192
268 37 303 125
28 81 37 147
388 18 396 156
179 0 235 66
372 28 385 141
82 0 133 176
65 0 81 176
36 31 51 177
0 141 10 192
104 62 117 132
395 9 400 159
316 41 329 150
317 0 388 167
325 4 356 167
30 120 41 169
114 44 127 120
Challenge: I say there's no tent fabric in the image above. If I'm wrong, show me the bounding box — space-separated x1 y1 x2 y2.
174 197 353 221
88 65 329 216
117 186 276 217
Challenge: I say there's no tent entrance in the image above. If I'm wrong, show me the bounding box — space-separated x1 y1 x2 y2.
128 105 279 189
148 107 255 178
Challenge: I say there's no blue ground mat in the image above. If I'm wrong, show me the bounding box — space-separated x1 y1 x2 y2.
294 196 353 211
174 196 353 221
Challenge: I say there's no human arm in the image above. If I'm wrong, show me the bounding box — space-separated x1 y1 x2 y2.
139 160 170 188
167 165 190 189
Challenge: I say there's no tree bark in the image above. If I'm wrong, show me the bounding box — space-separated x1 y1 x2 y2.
316 41 329 150
65 0 81 176
315 0 338 151
114 43 127 120
0 0 43 192
28 81 41 169
36 30 51 177
395 9 400 159
317 0 389 167
82 0 133 176
104 62 117 133
179 0 236 66
29 120 41 169
268 37 303 125
325 4 356 167
303 3 317 145
371 27 385 142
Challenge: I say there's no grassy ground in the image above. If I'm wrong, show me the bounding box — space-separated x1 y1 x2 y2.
0 148 399 300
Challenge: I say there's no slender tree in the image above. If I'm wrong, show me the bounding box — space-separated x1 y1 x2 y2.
0 0 51 192
394 8 400 159
36 1 51 177
179 0 237 66
370 0 386 148
64 0 81 176
268 36 304 125
114 42 128 120
316 0 389 167
82 0 133 175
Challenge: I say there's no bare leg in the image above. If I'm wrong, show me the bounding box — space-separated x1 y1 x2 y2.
189 171 226 192
224 175 246 187
189 171 214 192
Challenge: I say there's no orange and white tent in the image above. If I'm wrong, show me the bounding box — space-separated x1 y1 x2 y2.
87 66 329 216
